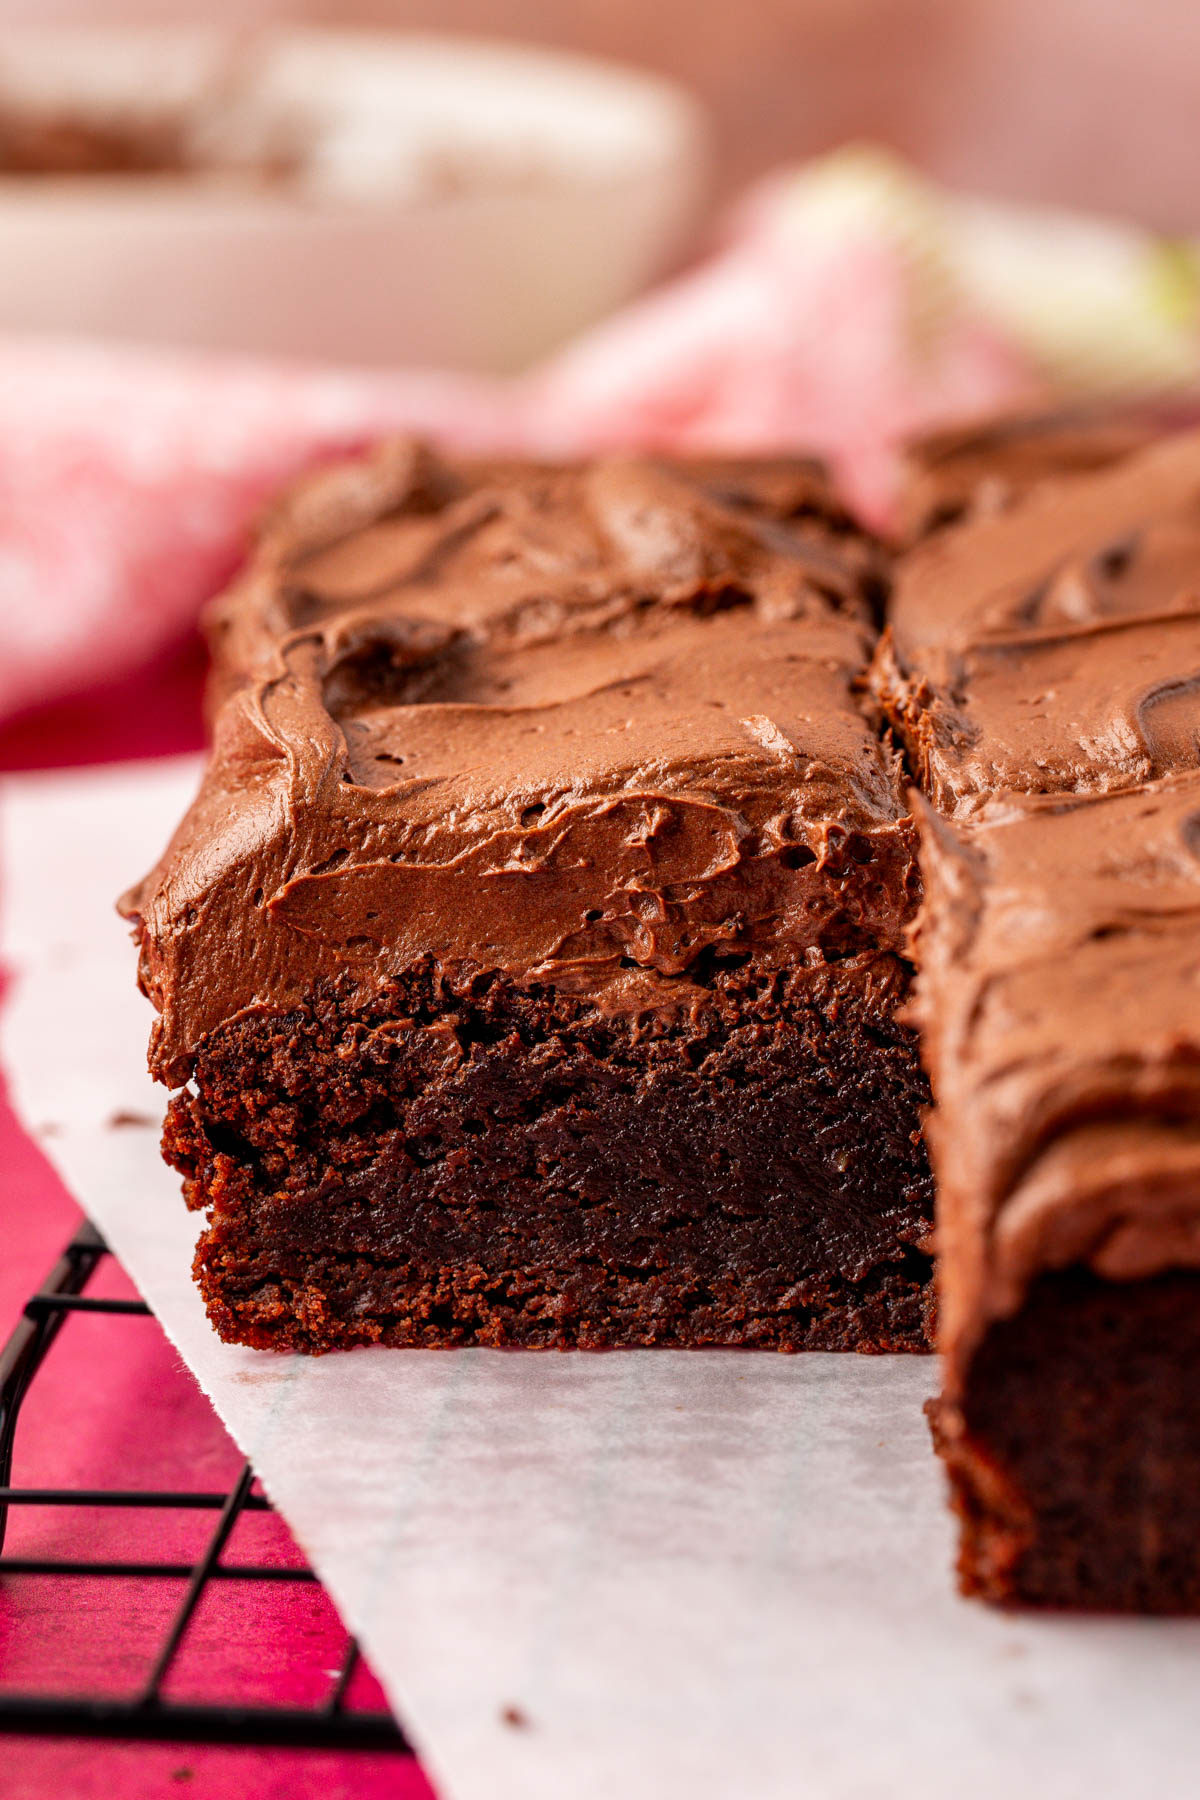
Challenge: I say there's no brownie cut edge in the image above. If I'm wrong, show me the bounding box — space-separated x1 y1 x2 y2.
913 781 1200 1609
888 422 1200 1610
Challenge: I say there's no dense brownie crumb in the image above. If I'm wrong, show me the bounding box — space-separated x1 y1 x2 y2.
934 1268 1200 1611
165 955 933 1353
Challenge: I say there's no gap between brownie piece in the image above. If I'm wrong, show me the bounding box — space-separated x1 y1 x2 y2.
123 444 934 1353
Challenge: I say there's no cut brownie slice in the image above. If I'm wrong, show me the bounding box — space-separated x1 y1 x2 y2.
914 777 1200 1609
883 419 1200 1610
121 443 932 1352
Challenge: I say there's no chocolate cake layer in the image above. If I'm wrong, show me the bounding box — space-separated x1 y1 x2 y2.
123 444 932 1352
933 1268 1200 1612
166 955 931 1352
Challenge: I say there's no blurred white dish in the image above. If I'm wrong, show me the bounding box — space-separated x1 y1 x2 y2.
0 27 708 371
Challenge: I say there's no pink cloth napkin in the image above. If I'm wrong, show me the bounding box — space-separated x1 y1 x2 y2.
0 348 511 726
0 164 1035 728
522 174 1031 516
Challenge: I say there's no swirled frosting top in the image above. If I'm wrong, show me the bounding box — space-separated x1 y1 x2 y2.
123 442 917 1086
894 407 1165 543
877 426 1200 817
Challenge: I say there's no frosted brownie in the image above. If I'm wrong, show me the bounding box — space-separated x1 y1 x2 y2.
882 426 1200 1608
122 444 932 1353
916 779 1200 1609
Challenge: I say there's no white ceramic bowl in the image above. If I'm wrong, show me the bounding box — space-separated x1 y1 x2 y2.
0 27 708 370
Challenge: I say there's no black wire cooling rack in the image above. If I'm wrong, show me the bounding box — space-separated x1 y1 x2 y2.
0 1219 412 1755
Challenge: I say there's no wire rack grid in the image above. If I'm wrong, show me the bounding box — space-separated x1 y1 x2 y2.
0 1218 413 1755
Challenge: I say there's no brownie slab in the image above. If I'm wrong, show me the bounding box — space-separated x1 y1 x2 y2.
915 778 1200 1608
123 444 931 1352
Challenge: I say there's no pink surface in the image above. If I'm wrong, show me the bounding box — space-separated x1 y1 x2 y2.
0 673 436 1798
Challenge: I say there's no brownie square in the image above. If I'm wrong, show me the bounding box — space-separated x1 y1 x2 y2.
122 444 932 1352
915 777 1200 1609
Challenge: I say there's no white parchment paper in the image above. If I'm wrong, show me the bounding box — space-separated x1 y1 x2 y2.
4 757 1200 1800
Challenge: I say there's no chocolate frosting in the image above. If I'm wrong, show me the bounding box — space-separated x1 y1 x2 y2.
122 443 915 1087
894 406 1167 543
895 421 1200 1368
913 775 1200 1385
877 427 1200 816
